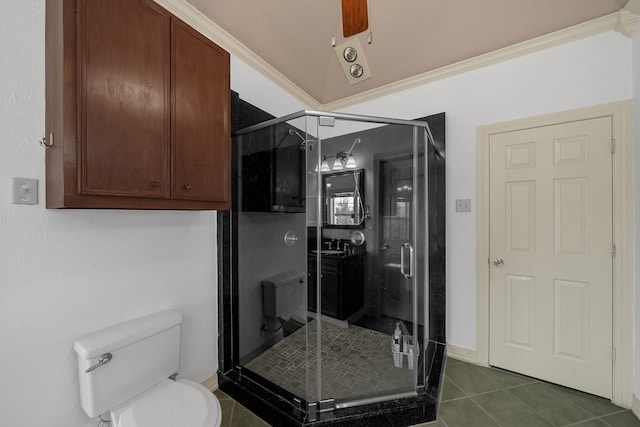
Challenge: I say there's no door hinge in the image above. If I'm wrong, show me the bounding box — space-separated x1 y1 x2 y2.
612 244 617 259
611 348 616 363
611 139 616 154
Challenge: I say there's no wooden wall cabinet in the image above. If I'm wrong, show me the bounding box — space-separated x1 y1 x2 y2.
45 0 230 209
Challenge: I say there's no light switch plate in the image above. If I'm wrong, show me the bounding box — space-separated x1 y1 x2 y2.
455 198 471 212
12 177 38 205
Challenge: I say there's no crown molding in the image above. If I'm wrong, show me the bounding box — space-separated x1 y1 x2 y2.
322 12 637 110
155 3 637 112
615 9 640 37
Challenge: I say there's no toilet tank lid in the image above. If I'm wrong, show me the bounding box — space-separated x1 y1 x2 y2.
73 310 183 359
261 270 305 288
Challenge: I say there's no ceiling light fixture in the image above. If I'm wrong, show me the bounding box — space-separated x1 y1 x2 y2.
334 38 371 85
343 46 358 62
349 64 364 78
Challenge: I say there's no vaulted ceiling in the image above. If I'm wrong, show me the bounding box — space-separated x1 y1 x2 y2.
186 0 631 105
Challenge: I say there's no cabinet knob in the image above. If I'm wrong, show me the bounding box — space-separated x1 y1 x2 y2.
184 183 192 190
151 179 160 187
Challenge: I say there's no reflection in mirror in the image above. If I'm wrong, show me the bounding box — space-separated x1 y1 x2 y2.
323 169 365 228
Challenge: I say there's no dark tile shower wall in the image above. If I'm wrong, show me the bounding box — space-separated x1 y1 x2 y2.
423 112 446 345
218 92 275 372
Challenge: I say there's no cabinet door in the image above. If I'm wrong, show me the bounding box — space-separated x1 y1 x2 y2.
320 260 340 319
342 255 364 318
79 0 170 198
172 19 230 203
307 256 317 312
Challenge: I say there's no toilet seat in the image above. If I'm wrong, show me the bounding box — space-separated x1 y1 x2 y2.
110 379 221 427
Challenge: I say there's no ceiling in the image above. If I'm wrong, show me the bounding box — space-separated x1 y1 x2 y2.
186 0 629 105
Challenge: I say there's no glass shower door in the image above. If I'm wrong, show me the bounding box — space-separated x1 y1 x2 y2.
234 116 318 405
313 120 425 407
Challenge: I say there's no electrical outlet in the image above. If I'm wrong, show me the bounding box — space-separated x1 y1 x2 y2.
455 198 471 212
12 177 38 205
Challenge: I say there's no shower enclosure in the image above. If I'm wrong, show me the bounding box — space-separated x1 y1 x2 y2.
218 100 446 426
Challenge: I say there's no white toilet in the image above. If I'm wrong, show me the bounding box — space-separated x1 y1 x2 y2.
73 310 222 427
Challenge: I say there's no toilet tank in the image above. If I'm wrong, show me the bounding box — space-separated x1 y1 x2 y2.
73 310 183 418
262 270 305 318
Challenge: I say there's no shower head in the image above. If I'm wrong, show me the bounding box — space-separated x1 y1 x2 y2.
288 128 316 150
288 129 305 142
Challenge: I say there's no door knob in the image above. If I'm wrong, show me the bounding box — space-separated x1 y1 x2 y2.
493 258 504 267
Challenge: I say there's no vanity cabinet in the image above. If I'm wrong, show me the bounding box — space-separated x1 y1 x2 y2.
307 254 364 320
45 0 230 209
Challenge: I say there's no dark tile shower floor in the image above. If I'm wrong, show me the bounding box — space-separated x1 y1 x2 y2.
218 356 639 427
244 319 414 402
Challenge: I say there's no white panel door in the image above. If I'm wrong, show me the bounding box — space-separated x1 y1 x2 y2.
489 117 613 398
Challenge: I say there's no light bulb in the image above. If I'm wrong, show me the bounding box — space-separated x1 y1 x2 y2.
320 158 331 172
345 154 357 168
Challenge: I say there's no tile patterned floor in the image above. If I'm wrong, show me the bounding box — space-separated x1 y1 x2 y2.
415 357 640 427
216 357 640 427
214 389 270 427
244 319 414 402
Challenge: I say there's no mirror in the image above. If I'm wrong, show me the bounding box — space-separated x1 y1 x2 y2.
323 169 365 228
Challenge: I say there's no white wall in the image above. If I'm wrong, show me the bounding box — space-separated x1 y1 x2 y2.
1 3 210 426
340 31 633 351
231 56 308 117
632 21 640 401
0 3 304 426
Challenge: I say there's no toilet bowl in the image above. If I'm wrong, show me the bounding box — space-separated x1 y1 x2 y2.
110 379 221 427
73 311 222 427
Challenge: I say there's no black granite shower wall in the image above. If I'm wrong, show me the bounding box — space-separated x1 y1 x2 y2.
218 92 275 372
422 113 446 345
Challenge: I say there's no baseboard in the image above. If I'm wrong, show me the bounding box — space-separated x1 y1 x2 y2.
446 344 478 364
632 394 640 421
201 373 219 392
306 311 349 328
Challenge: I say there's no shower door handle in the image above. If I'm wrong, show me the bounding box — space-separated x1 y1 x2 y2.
400 243 415 279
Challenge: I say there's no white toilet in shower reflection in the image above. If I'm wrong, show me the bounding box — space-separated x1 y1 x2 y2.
73 310 221 427
262 270 306 336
